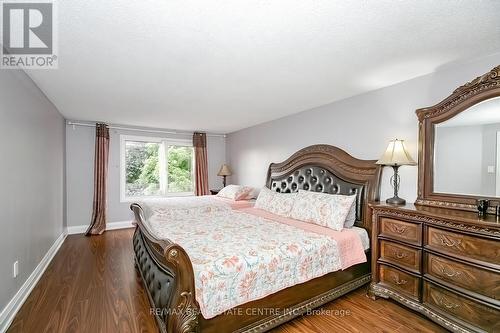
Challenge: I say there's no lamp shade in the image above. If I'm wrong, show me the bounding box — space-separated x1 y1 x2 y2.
217 164 232 176
376 139 417 166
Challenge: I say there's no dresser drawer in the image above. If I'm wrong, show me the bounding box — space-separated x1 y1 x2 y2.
426 227 500 266
425 253 500 302
380 240 421 273
379 264 420 300
423 281 500 332
379 217 422 246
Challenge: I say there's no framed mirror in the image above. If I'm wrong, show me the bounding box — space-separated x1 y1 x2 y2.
416 65 500 212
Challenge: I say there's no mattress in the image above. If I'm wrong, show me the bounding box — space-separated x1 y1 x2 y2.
352 226 370 251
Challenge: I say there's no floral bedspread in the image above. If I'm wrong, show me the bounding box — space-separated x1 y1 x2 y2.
147 209 346 319
138 196 231 220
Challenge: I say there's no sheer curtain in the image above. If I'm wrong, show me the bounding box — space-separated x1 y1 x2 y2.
193 132 209 196
86 123 110 235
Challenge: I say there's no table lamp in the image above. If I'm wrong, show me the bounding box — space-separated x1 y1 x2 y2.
217 164 232 188
376 139 417 205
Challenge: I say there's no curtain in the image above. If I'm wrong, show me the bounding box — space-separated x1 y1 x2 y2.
193 132 209 196
86 123 110 235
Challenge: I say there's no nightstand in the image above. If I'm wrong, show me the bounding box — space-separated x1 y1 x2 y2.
210 189 220 195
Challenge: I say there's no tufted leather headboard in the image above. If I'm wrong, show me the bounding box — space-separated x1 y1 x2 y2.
266 145 382 235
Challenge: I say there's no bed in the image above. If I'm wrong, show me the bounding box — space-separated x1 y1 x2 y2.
131 144 382 333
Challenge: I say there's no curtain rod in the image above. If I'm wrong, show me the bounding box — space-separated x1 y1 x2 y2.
67 121 227 138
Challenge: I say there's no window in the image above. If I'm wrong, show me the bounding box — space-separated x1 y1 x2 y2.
120 135 195 201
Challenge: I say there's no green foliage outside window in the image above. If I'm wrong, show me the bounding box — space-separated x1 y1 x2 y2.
125 141 193 197
168 146 194 193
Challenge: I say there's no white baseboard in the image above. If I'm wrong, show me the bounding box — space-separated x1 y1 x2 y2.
66 225 87 234
66 221 134 235
105 221 135 231
0 232 67 333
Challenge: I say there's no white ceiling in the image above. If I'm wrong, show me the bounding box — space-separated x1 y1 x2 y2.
26 0 500 133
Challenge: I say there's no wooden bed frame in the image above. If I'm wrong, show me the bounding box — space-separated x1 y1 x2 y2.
131 144 382 333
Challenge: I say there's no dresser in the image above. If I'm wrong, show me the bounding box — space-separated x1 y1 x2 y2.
369 203 500 333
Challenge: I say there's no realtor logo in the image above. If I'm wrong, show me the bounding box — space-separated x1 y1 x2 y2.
1 0 58 69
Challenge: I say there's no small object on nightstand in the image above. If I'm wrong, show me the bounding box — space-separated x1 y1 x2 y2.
477 199 489 217
210 189 220 195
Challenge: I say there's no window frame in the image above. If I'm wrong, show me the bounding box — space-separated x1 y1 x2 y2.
120 135 196 202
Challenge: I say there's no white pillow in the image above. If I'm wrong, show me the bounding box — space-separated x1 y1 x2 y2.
217 185 252 201
254 187 275 210
255 187 297 217
289 190 357 231
344 200 357 228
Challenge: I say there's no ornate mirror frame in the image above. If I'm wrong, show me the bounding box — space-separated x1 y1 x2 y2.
415 65 500 212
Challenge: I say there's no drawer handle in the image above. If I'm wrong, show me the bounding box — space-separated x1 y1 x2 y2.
441 267 462 278
393 250 408 259
439 236 461 248
390 224 407 234
438 297 460 310
392 277 408 285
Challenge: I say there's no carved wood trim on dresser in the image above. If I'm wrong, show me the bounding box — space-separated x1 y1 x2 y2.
369 203 500 333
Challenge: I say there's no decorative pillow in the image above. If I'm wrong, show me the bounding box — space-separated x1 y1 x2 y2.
241 187 261 200
254 187 274 209
255 187 297 217
290 190 357 231
217 185 253 201
344 200 357 228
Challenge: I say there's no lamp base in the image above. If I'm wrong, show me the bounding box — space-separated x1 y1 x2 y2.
386 196 406 205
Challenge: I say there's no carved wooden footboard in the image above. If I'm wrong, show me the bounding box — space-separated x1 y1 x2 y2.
131 203 200 333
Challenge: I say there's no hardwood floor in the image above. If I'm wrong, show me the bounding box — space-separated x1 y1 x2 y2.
8 229 448 333
8 229 156 333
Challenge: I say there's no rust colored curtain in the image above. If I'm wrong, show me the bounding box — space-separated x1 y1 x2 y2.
86 123 110 235
193 132 209 196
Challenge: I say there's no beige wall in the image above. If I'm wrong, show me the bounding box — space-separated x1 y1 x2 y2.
0 69 65 314
226 53 500 203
